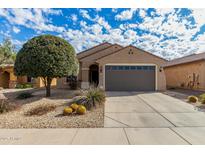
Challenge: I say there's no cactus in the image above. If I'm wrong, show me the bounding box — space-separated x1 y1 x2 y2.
188 95 198 103
63 107 73 115
76 105 86 115
70 103 79 111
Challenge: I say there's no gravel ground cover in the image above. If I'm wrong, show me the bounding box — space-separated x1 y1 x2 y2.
164 89 205 112
0 88 104 128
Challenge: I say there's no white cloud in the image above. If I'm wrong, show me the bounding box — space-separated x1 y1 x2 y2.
112 8 118 13
155 9 176 16
0 30 11 38
119 23 138 30
115 8 137 21
133 9 205 59
79 9 91 20
191 9 205 28
91 24 103 35
95 15 111 31
71 14 78 22
0 8 65 33
78 12 111 32
139 9 146 18
95 8 102 12
65 8 205 60
12 39 24 47
12 26 20 33
41 8 62 16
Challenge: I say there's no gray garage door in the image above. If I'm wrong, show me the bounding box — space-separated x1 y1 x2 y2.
105 65 156 91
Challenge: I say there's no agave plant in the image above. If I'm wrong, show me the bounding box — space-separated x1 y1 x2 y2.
86 87 106 107
71 87 105 110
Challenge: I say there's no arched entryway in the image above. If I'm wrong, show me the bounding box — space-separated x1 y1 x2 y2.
0 71 10 88
89 64 99 86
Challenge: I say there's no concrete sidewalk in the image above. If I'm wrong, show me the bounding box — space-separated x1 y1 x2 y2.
1 127 205 145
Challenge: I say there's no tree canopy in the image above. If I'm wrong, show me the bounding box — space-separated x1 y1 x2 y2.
14 34 79 96
0 38 16 65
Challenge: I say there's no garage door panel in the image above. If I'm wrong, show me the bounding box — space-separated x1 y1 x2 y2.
105 65 155 91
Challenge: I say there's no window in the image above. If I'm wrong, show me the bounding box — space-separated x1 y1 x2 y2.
125 66 129 70
112 66 118 70
106 65 155 71
130 66 136 70
149 66 155 70
137 66 142 70
119 66 124 70
142 66 148 70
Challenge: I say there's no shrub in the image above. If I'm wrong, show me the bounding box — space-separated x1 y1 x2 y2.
24 104 56 116
24 83 33 88
16 92 33 99
188 95 198 103
76 105 86 115
15 83 33 89
86 87 106 106
199 94 205 104
63 107 73 115
0 100 18 114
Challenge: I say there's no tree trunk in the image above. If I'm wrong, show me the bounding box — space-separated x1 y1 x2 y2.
46 77 52 97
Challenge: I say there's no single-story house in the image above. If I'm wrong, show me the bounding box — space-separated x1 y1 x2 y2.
0 64 57 89
164 52 205 90
58 42 167 91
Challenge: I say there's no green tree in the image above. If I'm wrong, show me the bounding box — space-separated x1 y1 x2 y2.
14 35 78 97
0 38 16 65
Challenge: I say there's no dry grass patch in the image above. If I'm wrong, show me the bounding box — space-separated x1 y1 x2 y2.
24 104 57 116
0 99 20 114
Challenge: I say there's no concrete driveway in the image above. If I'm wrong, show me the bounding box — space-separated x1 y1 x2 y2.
1 92 205 145
104 92 205 144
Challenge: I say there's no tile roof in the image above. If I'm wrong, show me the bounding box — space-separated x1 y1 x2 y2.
164 52 205 67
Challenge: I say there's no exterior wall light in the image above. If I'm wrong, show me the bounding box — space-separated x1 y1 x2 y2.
159 66 163 72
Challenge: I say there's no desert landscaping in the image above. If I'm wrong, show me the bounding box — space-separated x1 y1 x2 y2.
0 88 105 128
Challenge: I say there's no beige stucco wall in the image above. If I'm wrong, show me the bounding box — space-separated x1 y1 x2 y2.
57 77 68 89
0 66 17 88
164 60 205 90
0 66 57 89
59 45 167 91
96 46 167 91
34 78 57 88
78 44 123 88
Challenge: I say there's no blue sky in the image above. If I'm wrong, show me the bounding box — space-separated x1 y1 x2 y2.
0 8 205 60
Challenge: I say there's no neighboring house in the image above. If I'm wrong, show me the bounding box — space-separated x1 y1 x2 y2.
0 64 57 89
58 42 167 91
164 52 205 90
